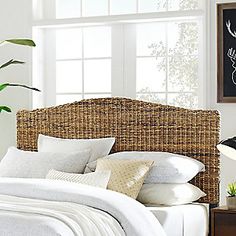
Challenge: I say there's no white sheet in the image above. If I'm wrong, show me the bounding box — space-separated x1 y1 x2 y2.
0 178 166 236
147 203 209 236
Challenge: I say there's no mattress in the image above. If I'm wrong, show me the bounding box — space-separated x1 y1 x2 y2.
148 203 209 236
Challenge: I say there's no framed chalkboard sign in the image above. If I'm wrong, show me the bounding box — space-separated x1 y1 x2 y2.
218 3 236 103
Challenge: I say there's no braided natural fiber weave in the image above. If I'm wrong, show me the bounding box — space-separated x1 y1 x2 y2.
16 97 220 204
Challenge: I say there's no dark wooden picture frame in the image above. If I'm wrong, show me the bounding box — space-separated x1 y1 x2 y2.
217 3 236 103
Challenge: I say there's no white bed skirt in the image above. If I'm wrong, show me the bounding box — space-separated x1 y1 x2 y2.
148 203 209 236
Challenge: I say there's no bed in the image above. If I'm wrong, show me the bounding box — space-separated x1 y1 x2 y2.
1 97 220 236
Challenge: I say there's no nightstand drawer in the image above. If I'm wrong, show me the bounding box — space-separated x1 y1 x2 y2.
214 212 236 236
212 207 236 236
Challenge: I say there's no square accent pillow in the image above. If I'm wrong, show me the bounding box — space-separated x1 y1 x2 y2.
96 159 153 199
46 169 111 189
38 134 115 163
0 147 90 178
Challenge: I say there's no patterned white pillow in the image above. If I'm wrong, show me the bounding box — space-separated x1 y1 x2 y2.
46 169 111 189
96 159 154 198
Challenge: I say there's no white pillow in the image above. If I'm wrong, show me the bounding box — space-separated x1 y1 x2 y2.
85 151 205 183
137 183 206 206
0 147 90 178
46 169 111 189
38 134 115 163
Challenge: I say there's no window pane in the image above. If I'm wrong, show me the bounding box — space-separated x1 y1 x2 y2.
56 94 82 105
56 61 82 93
84 94 111 99
137 23 166 57
56 28 82 59
84 59 111 93
138 0 167 13
137 93 166 104
168 93 198 108
110 0 136 15
56 0 81 19
137 57 166 93
168 0 199 11
83 27 111 58
82 0 108 16
168 56 198 92
168 22 199 56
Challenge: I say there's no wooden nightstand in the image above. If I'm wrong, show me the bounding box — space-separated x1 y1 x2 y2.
211 206 236 236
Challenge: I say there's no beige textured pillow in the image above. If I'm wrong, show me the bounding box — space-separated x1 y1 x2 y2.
46 169 111 189
96 159 154 199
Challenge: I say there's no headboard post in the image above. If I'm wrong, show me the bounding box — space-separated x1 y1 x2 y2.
17 98 220 204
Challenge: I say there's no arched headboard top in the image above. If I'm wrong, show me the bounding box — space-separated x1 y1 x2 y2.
17 97 220 204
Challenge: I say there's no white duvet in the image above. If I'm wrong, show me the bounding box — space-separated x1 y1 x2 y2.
0 178 166 236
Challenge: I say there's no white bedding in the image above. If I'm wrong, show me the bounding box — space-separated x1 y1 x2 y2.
148 203 209 236
0 178 166 236
0 194 124 236
0 210 75 236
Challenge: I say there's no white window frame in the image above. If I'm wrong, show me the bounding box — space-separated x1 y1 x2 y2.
32 1 208 109
55 26 112 99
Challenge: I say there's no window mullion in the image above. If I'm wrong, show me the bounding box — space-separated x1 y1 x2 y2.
111 24 125 96
197 18 204 109
165 22 168 105
82 29 85 99
32 28 44 109
123 24 136 98
43 0 56 19
80 0 83 17
44 29 56 107
108 0 110 15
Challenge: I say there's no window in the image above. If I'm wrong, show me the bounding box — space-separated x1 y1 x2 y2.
33 0 206 109
34 0 201 19
55 26 111 105
136 20 200 108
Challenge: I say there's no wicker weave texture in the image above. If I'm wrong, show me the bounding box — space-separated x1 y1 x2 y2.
16 98 220 204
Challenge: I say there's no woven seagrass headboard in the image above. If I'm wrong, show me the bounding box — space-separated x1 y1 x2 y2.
16 97 220 204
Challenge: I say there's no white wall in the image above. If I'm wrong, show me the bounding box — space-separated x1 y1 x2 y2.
0 0 33 158
209 0 236 204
